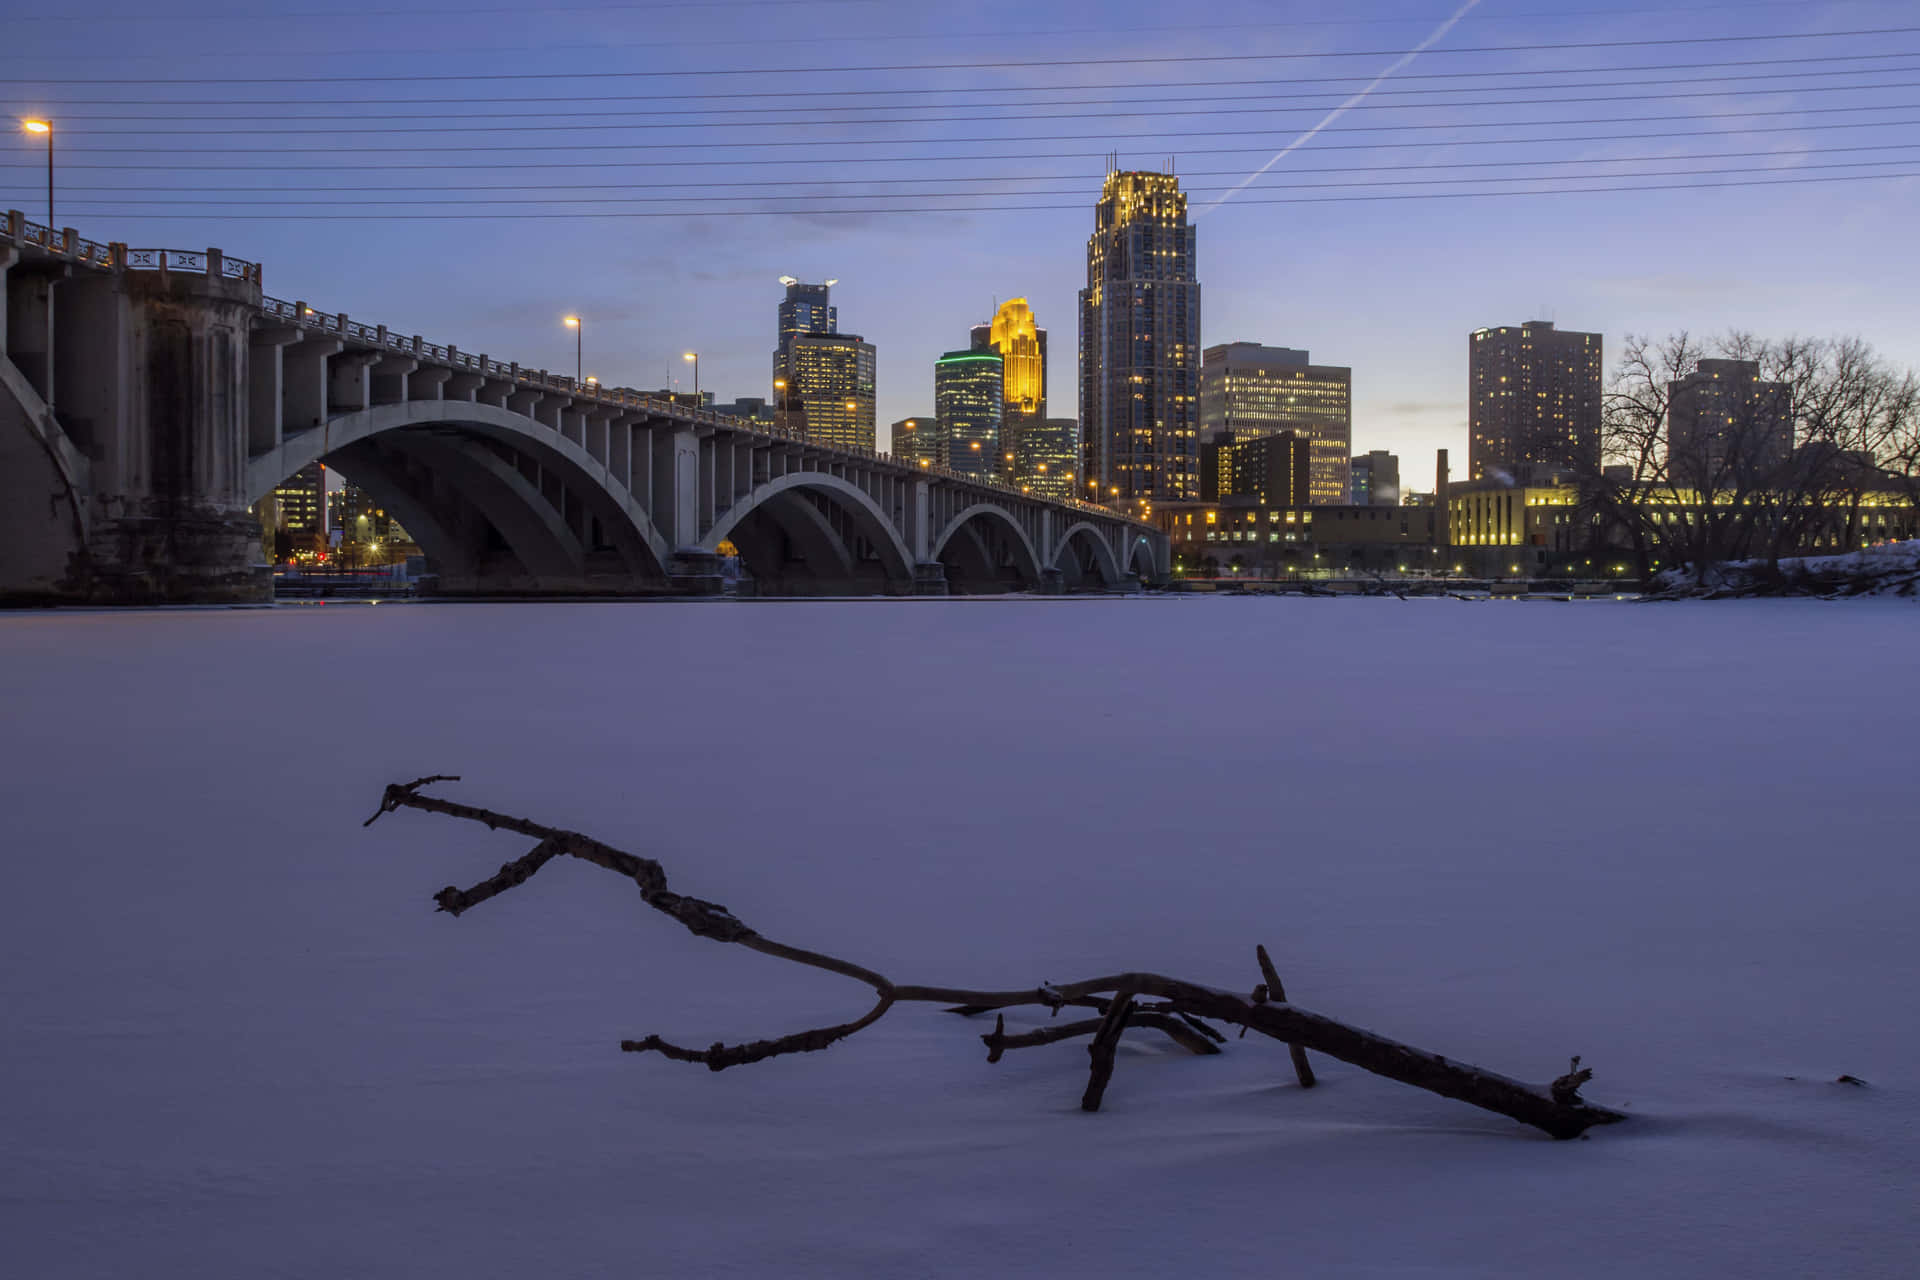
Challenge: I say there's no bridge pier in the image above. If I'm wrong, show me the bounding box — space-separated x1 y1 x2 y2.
913 561 949 596
668 548 725 595
3 239 270 603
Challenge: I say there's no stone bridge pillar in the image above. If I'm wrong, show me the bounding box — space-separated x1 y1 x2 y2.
9 246 273 602
76 258 272 602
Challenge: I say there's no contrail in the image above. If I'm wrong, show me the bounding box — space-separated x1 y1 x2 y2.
1195 0 1484 216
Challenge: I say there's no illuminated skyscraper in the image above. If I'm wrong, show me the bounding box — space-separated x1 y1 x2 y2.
772 277 876 452
1199 343 1352 504
970 299 1047 481
1019 418 1079 500
1079 168 1200 504
934 349 1003 479
890 415 938 467
1468 321 1602 480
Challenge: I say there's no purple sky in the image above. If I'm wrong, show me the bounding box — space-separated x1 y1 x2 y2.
6 0 1917 483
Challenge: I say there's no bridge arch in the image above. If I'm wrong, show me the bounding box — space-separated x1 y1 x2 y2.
1052 520 1123 589
704 470 914 595
1125 533 1157 585
930 503 1044 593
247 401 671 592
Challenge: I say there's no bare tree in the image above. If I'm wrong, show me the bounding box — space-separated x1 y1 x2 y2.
1573 333 1919 585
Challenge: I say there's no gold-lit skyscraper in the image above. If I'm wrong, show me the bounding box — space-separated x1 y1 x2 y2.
1079 168 1200 505
971 298 1048 483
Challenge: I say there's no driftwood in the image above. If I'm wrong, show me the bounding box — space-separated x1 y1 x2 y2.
367 777 1628 1140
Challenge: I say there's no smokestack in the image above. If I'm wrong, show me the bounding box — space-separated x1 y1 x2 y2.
1435 448 1451 550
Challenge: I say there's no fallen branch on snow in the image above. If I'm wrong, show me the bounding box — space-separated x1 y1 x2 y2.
367 776 1628 1140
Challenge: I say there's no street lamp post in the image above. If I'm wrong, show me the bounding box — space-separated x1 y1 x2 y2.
563 315 581 384
21 119 51 228
682 351 699 403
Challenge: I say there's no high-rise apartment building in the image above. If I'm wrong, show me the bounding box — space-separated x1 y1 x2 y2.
971 299 1048 484
1079 169 1200 504
1349 450 1401 506
1201 431 1311 506
1467 321 1602 480
1667 358 1792 477
934 349 1003 478
890 415 938 467
1198 343 1352 504
772 277 877 452
1019 418 1079 500
271 462 327 536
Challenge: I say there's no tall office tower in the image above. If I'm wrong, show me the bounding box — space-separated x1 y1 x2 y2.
1467 320 1602 480
971 299 1048 482
1349 450 1401 506
772 277 877 451
1079 169 1200 503
1202 431 1311 506
1666 358 1793 477
1198 343 1352 504
890 415 939 467
934 349 1003 479
271 462 327 536
1019 418 1079 500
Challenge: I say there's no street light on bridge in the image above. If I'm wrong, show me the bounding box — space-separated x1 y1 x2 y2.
682 351 699 402
20 119 52 229
562 315 581 384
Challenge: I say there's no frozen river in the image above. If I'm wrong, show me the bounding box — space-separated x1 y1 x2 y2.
3 597 1915 1277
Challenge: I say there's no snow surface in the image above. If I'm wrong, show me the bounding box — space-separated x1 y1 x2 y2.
2 597 1916 1278
1653 539 1920 599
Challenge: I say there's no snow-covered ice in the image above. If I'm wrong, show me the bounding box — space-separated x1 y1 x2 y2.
2 597 1916 1278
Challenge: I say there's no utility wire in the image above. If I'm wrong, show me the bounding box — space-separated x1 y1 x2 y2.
41 105 1920 152
35 80 1920 131
43 145 1920 192
8 119 1917 171
22 170 1913 219
38 159 1920 208
12 52 1918 108
9 27 1920 85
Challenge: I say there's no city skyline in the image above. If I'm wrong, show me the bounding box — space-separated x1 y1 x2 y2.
6 2 1913 472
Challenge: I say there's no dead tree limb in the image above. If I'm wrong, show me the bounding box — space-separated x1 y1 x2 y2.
1255 944 1317 1089
370 778 1628 1140
1081 989 1137 1112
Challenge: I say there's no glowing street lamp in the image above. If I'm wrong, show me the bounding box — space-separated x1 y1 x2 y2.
682 351 699 401
21 118 52 228
562 315 582 383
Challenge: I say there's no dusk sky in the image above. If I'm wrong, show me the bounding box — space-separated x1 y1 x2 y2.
6 0 1917 477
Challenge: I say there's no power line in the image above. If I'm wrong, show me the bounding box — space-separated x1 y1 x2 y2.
7 0 885 20
8 119 1918 172
12 52 1917 108
19 170 1913 219
41 105 1920 153
42 145 1920 193
37 160 1920 208
9 27 1919 85
36 80 1920 131
0 0 1906 56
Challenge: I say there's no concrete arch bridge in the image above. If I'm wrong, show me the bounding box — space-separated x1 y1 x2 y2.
1 215 1166 602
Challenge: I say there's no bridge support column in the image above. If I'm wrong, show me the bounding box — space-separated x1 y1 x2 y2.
913 561 948 596
74 258 270 603
667 548 724 596
1040 566 1065 595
